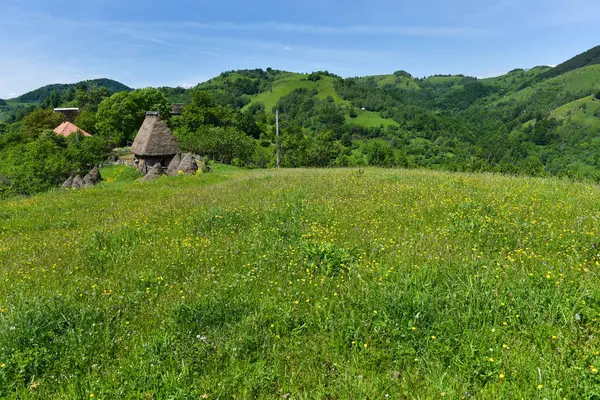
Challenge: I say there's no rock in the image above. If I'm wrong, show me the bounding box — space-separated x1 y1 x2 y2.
71 175 84 189
141 164 164 182
166 153 182 176
61 175 74 189
89 166 101 184
83 173 94 186
178 153 198 174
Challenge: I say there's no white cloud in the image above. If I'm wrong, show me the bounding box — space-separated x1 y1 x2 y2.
283 46 291 51
180 83 195 89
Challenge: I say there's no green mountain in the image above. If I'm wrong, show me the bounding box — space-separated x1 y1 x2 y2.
536 45 600 81
14 78 132 103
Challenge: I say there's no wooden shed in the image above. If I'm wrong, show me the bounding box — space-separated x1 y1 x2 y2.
131 112 181 174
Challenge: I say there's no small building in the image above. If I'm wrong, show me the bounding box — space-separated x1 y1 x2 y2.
54 108 80 123
131 112 181 174
171 104 184 116
54 122 91 137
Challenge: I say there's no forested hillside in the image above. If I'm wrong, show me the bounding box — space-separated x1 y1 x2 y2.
0 45 599 198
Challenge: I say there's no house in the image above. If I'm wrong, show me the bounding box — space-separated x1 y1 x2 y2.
171 104 184 116
53 122 91 137
131 112 181 174
54 108 80 123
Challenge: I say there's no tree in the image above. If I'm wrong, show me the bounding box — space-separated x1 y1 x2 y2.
75 86 110 112
236 111 262 139
22 108 64 140
96 88 170 145
181 90 235 131
74 110 97 134
595 91 600 100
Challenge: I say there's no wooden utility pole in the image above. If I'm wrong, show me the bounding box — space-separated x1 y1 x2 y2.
276 109 280 168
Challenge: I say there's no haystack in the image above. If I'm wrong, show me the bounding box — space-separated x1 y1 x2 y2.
89 166 101 184
141 164 164 182
83 173 94 186
178 153 198 174
61 175 74 189
166 153 182 176
131 112 180 174
71 175 84 189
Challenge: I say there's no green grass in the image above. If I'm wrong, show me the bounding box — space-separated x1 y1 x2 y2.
2 167 600 398
246 75 349 112
345 109 399 128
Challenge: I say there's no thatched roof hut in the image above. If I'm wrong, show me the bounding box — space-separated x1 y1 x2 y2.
131 112 180 173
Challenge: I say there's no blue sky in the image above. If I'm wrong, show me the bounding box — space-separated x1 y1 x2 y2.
1 0 599 98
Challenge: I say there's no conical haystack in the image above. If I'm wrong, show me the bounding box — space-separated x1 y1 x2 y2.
83 173 94 186
71 175 84 189
141 164 165 182
166 153 182 176
61 175 74 189
178 153 198 174
89 166 101 184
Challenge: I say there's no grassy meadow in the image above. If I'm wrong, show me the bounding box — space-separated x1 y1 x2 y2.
1 166 600 398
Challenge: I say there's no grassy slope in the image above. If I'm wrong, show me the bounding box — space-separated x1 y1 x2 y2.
495 64 600 104
2 167 600 398
481 66 552 91
247 74 349 112
244 74 397 128
357 74 421 90
345 109 399 127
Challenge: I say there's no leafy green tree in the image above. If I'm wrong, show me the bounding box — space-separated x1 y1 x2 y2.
595 91 600 100
96 88 170 145
365 141 395 167
22 108 64 140
175 126 255 165
181 90 235 131
74 110 97 134
75 86 110 112
95 92 138 145
236 111 262 139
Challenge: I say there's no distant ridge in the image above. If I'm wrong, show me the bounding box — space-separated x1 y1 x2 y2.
536 45 600 81
14 78 132 103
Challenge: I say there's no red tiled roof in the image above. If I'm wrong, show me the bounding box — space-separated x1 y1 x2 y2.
53 122 91 137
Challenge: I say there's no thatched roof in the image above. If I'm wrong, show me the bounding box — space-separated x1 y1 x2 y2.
131 113 180 157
